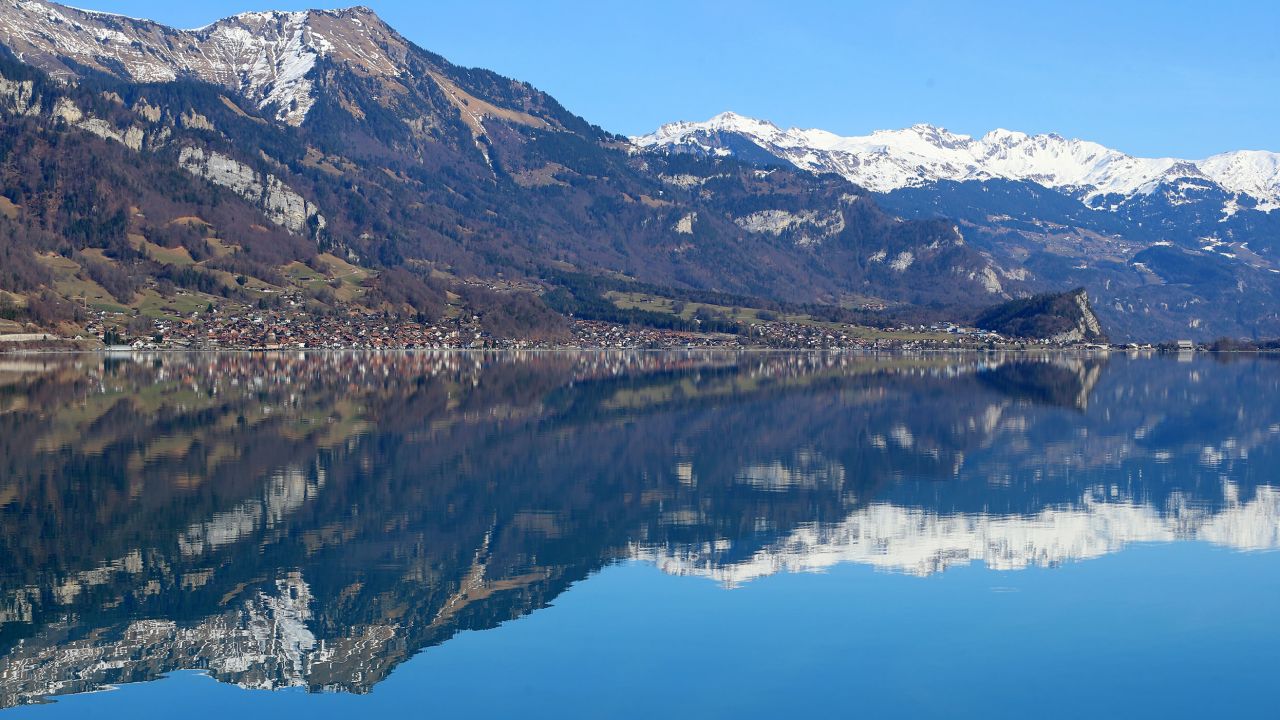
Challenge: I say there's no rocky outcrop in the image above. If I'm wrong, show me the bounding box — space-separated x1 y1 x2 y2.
0 76 38 115
179 110 215 131
177 146 324 235
975 288 1107 342
734 208 845 246
673 212 696 235
132 98 162 123
51 97 145 150
1068 288 1105 341
0 62 320 236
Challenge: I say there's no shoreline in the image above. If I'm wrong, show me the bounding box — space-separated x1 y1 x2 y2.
0 340 1198 353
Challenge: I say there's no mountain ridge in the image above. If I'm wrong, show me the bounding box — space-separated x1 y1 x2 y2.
635 111 1280 341
633 111 1280 210
0 2 406 124
0 0 1031 346
0 1 1277 343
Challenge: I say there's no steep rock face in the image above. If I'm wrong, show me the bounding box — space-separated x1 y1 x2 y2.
176 146 324 234
734 207 846 246
51 96 145 149
0 49 328 244
0 74 36 114
1068 290 1104 341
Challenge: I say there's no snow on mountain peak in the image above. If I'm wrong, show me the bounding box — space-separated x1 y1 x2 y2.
704 110 783 136
200 9 328 124
634 112 1280 208
634 110 783 151
1200 150 1280 212
0 1 404 125
903 123 971 148
980 128 1031 147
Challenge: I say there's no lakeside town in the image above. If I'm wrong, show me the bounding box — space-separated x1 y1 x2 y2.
0 301 1156 353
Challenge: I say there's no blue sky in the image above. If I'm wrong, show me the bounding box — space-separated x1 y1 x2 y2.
75 1 1279 158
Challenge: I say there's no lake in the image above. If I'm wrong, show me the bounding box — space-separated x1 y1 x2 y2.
0 351 1277 718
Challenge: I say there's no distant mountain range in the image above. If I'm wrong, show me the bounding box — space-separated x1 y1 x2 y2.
634 111 1280 209
0 1 1276 341
636 112 1280 340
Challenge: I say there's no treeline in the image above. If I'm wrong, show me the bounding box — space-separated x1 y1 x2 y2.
1206 337 1280 351
973 288 1098 340
78 253 139 303
0 292 84 326
540 271 948 333
155 265 239 299
0 228 50 292
363 267 447 319
542 272 743 334
458 285 569 341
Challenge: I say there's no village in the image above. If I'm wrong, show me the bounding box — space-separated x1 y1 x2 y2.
50 303 1113 352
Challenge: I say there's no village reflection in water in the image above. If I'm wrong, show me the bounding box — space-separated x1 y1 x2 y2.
0 350 1277 706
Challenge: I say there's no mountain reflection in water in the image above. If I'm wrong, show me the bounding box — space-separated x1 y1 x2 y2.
0 350 1277 706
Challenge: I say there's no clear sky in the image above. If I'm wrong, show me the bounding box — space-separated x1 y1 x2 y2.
71 1 1279 158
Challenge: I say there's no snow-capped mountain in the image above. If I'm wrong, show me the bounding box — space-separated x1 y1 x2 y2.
0 0 1023 333
0 1 408 124
2 1 1280 341
1198 150 1280 209
633 111 1280 211
634 111 1280 341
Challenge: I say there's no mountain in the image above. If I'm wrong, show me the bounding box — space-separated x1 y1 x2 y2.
634 111 1280 209
973 288 1106 343
6 1 1280 342
0 0 1023 345
0 4 371 125
636 112 1280 340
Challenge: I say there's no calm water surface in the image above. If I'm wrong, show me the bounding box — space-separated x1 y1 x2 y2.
0 351 1277 718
